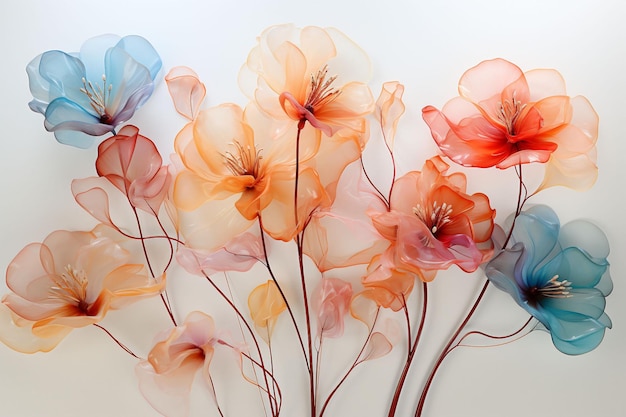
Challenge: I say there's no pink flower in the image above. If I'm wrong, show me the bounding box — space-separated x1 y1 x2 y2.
136 311 221 417
314 277 353 338
365 156 495 289
1 229 164 351
422 58 598 191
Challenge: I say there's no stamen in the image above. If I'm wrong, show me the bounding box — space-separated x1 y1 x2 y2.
49 265 89 309
223 141 263 178
536 275 572 298
303 65 341 113
496 92 526 136
80 74 112 122
413 201 453 234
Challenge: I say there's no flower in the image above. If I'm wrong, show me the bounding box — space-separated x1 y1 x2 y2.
173 103 324 250
95 125 171 213
368 156 495 283
27 34 162 148
485 205 612 355
136 311 222 417
422 58 598 192
1 229 164 351
248 280 287 341
239 24 374 138
314 277 353 338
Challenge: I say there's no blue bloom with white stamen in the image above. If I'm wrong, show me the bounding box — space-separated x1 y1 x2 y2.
485 205 612 355
27 34 161 148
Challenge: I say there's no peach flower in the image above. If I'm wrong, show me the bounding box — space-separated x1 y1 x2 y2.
1 229 164 351
422 58 598 192
239 24 374 138
173 103 324 251
248 280 286 341
136 311 222 417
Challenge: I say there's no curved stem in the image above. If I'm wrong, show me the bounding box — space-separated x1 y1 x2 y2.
387 282 428 417
414 163 529 416
131 205 177 326
258 215 309 369
93 323 140 359
202 272 277 416
414 280 489 417
319 308 382 417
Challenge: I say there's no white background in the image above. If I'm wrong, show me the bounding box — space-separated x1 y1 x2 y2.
1 0 625 416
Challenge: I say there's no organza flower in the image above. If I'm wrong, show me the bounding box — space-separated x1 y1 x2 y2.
136 311 223 417
314 277 353 338
27 34 161 148
173 103 324 251
485 205 612 355
1 229 164 351
368 155 495 283
95 125 171 213
239 24 374 138
422 58 598 192
248 280 287 341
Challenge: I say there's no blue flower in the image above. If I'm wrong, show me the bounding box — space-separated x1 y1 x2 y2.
485 205 612 355
27 34 161 148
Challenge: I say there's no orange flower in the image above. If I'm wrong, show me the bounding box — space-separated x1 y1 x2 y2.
136 311 221 417
248 280 287 341
367 156 495 284
239 24 374 138
422 58 598 192
1 229 164 351
173 103 324 250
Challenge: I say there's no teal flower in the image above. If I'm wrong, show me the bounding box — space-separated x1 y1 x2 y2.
485 205 612 355
27 34 161 148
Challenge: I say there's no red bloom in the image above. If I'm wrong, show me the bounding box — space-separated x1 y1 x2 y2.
422 59 598 187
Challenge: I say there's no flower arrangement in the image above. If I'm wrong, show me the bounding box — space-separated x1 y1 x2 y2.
0 24 612 416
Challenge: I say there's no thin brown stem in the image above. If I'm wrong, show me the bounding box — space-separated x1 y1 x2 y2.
93 323 140 359
387 282 428 417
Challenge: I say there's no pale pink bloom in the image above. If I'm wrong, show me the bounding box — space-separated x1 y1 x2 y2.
314 277 353 338
176 232 264 276
1 229 164 351
165 66 206 121
136 311 221 417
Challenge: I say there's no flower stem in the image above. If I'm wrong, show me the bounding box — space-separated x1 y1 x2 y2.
413 279 489 417
93 323 140 359
294 120 316 417
413 163 529 416
387 282 428 417
202 272 278 416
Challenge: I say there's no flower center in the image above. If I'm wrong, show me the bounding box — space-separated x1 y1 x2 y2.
49 264 90 313
413 201 453 235
496 93 526 136
303 65 341 114
223 141 263 180
81 74 113 124
532 274 572 299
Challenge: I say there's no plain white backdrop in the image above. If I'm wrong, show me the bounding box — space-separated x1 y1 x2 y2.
0 0 625 416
